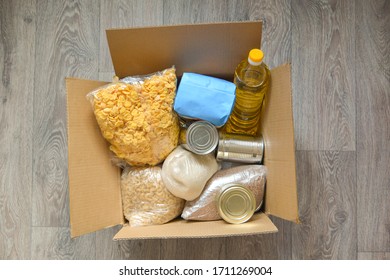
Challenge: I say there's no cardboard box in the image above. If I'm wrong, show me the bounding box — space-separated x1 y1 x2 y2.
66 21 299 239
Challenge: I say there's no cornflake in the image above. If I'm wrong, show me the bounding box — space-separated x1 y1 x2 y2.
90 68 179 166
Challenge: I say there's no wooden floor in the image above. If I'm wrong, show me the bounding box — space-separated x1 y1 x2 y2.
0 0 389 260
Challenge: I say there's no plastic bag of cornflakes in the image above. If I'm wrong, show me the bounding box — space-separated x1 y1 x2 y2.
87 67 179 166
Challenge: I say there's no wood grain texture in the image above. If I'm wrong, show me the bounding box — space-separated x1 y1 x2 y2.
226 217 292 259
0 0 35 260
0 0 389 260
358 252 390 260
32 0 99 228
95 226 161 260
160 238 226 259
228 0 291 68
292 151 356 259
98 71 116 82
163 0 228 25
292 0 356 151
31 227 96 259
356 0 390 252
99 0 164 72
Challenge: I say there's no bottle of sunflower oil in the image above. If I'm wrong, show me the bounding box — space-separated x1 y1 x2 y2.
224 49 270 136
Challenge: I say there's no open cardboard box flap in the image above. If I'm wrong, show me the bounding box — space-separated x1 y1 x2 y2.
106 21 262 79
66 78 123 238
67 21 298 239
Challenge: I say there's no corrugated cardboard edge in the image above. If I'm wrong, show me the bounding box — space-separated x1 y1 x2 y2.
106 20 262 32
66 77 124 238
106 21 262 79
261 64 300 223
66 21 300 241
113 212 277 240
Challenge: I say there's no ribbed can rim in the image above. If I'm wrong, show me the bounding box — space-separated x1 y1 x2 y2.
186 121 219 155
216 184 256 224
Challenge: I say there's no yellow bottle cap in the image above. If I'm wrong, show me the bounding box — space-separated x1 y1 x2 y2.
248 49 264 65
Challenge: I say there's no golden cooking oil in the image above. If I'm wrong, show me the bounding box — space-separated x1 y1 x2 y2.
224 49 270 136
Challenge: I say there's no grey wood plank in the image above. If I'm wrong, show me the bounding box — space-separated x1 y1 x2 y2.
358 252 390 260
95 226 124 260
163 0 228 25
0 0 35 260
98 71 116 82
356 0 390 253
32 0 99 228
225 0 292 260
292 0 356 151
100 0 164 73
3 0 386 260
228 0 291 68
31 227 96 259
292 151 356 259
95 226 161 259
160 238 226 259
226 217 292 259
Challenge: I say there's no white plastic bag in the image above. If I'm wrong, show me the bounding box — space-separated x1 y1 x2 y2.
161 146 219 201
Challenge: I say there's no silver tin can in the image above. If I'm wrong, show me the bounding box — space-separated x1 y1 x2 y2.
216 183 256 224
178 115 224 128
180 121 219 155
217 132 264 163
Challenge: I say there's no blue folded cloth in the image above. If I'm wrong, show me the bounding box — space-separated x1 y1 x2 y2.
174 73 236 127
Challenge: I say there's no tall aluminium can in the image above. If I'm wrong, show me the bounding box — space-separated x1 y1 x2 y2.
217 132 264 163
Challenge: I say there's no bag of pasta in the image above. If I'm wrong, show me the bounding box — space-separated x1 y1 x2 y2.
87 67 179 166
121 166 185 227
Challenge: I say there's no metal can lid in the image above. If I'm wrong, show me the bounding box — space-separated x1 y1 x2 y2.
216 184 256 224
186 121 219 155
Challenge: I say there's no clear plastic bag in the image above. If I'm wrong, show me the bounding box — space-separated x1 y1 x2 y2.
181 165 267 221
121 166 185 227
87 67 179 166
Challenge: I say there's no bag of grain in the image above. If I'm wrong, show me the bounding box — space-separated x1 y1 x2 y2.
121 166 184 227
182 165 267 220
